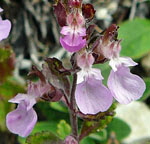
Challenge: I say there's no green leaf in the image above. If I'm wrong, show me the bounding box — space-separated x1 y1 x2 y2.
79 103 116 141
0 48 11 62
80 137 95 144
26 131 62 144
57 120 71 139
139 78 150 101
89 129 107 141
36 102 69 122
81 130 108 144
50 102 68 113
119 19 150 59
107 117 131 141
32 121 58 134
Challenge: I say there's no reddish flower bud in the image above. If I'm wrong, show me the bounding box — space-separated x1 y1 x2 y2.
69 0 82 8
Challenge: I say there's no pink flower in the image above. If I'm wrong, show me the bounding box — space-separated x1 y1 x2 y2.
6 81 51 137
60 12 86 52
6 101 37 137
108 65 146 104
99 24 146 104
75 52 113 114
0 8 11 41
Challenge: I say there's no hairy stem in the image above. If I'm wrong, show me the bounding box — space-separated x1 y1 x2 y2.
69 73 78 140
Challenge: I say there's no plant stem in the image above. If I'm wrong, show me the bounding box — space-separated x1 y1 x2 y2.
69 73 78 140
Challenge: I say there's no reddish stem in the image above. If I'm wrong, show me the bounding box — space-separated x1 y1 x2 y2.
69 73 78 141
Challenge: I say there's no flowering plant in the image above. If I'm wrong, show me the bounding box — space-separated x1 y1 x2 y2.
0 1 146 143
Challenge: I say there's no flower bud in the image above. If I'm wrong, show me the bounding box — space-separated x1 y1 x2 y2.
69 0 82 8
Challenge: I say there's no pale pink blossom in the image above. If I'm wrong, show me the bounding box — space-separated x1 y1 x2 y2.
60 12 86 52
0 8 11 41
75 52 113 114
99 25 146 104
6 81 51 137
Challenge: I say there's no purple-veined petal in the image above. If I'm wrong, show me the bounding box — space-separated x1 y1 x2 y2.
9 81 51 111
6 102 37 137
89 68 104 81
60 26 72 35
119 57 137 67
9 94 27 104
8 93 36 111
25 97 36 111
109 58 122 72
76 52 94 69
77 68 103 84
0 19 11 41
60 35 86 52
109 57 138 72
75 78 113 114
28 82 51 98
62 34 85 47
76 27 86 36
77 70 87 84
60 26 86 37
107 66 146 104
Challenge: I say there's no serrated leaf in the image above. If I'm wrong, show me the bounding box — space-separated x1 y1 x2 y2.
80 103 116 121
79 103 116 141
119 19 150 59
57 120 71 139
26 131 62 144
44 58 71 96
107 117 131 141
139 78 150 101
45 58 70 76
